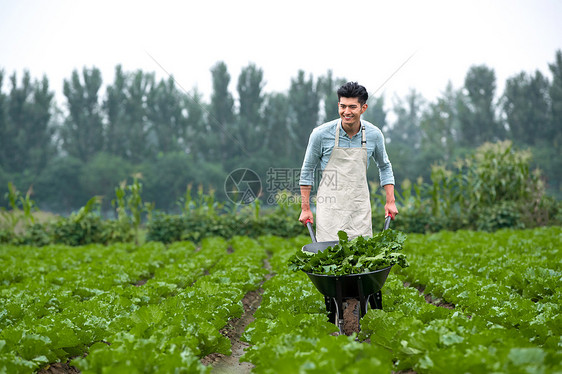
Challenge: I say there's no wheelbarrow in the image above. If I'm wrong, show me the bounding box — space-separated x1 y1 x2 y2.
302 216 393 333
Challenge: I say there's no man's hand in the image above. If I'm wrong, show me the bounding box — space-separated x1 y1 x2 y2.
299 185 313 225
385 201 399 219
299 208 314 225
383 184 399 219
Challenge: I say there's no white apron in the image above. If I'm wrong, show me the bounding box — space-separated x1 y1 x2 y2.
316 123 373 242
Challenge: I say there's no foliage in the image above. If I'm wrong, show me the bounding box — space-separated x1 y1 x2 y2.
288 229 408 275
0 236 268 373
373 140 560 233
51 196 132 246
33 156 87 213
0 71 55 174
0 182 37 231
369 227 562 373
0 187 134 246
146 209 307 244
2 50 562 227
61 67 104 163
502 70 551 145
79 152 133 211
0 226 560 373
244 228 562 373
4 137 561 246
112 175 154 244
3 51 562 211
457 64 504 145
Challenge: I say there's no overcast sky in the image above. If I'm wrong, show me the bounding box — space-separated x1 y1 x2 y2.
1 0 561 107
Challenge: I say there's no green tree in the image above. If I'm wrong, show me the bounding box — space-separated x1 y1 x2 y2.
502 71 550 146
79 152 133 211
147 76 188 154
104 65 129 159
104 67 155 163
287 71 320 163
419 82 459 165
35 156 86 213
0 71 55 174
209 61 238 162
548 49 562 147
0 71 7 166
237 63 265 152
540 49 562 197
142 152 193 210
317 70 346 123
363 95 387 131
262 92 292 160
386 89 426 183
457 65 503 146
0 71 26 172
125 70 155 163
184 87 209 159
388 89 425 149
62 67 104 162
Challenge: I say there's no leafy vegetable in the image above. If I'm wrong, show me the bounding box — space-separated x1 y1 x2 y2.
288 229 408 275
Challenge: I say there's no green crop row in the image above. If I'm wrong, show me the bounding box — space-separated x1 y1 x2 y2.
239 228 561 373
0 236 267 373
1 227 560 373
359 226 562 373
240 236 397 373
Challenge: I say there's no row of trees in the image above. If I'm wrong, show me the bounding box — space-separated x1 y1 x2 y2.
1 50 561 213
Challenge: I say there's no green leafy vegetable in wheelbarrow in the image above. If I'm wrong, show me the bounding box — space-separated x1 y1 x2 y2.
288 229 408 275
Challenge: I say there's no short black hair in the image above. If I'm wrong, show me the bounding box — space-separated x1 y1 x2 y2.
337 82 368 105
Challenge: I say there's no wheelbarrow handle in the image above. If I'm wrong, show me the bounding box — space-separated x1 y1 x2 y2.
383 215 392 231
307 216 390 243
305 219 317 243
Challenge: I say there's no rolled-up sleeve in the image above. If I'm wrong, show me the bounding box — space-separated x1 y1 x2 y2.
299 130 322 186
372 129 395 186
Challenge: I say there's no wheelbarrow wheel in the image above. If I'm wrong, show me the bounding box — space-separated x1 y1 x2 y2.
330 298 360 335
341 298 360 335
328 291 383 335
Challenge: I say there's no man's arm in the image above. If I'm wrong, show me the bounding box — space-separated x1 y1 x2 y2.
383 184 398 219
298 126 324 226
299 185 313 225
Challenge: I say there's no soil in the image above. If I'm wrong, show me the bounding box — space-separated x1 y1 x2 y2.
37 288 263 374
342 298 361 336
37 362 81 374
200 289 263 373
201 258 272 373
404 282 455 309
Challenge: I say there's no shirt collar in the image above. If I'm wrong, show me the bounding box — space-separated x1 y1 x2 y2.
338 120 362 139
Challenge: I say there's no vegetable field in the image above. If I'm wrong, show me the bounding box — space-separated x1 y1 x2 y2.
1 227 561 373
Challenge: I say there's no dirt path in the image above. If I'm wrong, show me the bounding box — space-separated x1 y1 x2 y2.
37 362 80 374
201 289 263 373
201 259 273 373
404 282 455 309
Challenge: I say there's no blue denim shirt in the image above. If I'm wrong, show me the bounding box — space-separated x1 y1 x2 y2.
299 119 395 187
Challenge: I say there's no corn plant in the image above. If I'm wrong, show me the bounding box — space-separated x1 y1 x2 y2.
111 175 153 244
178 184 223 218
1 182 37 233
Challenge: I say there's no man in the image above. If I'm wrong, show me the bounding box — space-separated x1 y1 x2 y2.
298 82 397 241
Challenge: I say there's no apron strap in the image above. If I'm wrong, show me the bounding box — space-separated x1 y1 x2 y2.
361 124 366 148
335 122 340 147
335 121 367 148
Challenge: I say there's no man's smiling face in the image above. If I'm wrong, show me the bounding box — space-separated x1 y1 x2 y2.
338 97 367 128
